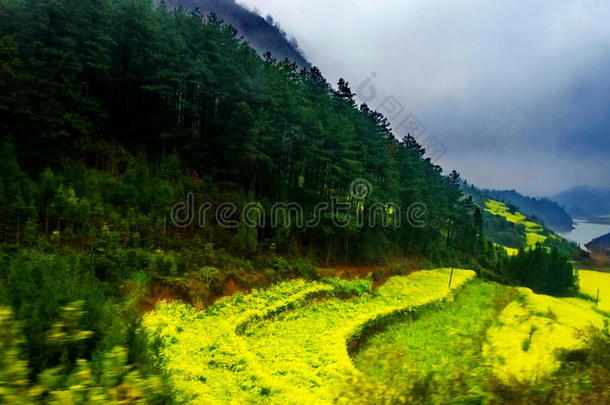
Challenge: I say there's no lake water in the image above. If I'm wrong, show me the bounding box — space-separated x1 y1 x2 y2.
558 219 610 250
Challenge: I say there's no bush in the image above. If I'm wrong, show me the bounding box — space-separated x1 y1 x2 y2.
198 266 225 291
1 251 108 374
0 307 168 404
293 258 320 280
269 256 291 276
150 252 178 277
323 278 373 298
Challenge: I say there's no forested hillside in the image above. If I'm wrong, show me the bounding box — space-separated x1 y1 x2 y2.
484 189 573 232
463 185 577 255
586 231 610 254
0 0 496 265
0 0 585 403
161 0 309 67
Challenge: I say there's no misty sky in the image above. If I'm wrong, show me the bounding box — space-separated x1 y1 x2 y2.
239 0 610 196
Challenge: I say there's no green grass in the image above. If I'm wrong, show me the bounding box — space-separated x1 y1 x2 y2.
141 269 476 404
352 281 515 403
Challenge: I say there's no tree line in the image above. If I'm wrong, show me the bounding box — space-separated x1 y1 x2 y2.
0 0 494 264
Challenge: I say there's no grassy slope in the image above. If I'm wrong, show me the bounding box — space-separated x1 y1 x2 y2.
354 274 610 400
495 243 519 256
141 269 476 404
353 281 515 403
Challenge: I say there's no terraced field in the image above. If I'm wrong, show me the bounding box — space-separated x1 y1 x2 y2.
142 268 610 404
141 269 475 404
495 243 519 256
485 199 549 247
353 281 515 403
353 272 610 400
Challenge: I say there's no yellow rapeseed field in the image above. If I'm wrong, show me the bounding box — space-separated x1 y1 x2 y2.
484 287 607 383
485 200 548 247
578 269 610 313
141 269 476 404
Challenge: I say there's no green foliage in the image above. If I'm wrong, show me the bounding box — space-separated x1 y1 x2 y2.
0 0 493 267
0 250 106 374
353 281 513 404
0 1 592 403
501 246 577 296
0 307 167 404
269 256 291 276
263 256 320 281
150 252 179 278
141 269 476 404
292 258 320 280
0 307 32 402
197 266 225 291
323 277 373 297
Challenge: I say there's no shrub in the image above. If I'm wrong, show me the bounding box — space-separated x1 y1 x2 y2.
150 252 178 277
198 266 225 291
293 258 320 280
269 256 291 276
323 278 373 298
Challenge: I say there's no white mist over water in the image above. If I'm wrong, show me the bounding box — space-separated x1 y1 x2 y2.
558 219 610 250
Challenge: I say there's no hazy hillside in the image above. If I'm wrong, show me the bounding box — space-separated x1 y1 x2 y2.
162 0 310 66
553 186 610 219
485 189 573 232
586 231 610 253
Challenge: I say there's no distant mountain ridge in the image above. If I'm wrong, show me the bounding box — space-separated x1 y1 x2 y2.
553 186 610 219
161 0 310 67
484 189 573 233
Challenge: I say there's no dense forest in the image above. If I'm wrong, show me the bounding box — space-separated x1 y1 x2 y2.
0 0 497 265
0 0 582 403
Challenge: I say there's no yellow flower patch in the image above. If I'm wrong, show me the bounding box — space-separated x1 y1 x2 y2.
484 287 607 383
142 269 476 404
578 270 610 313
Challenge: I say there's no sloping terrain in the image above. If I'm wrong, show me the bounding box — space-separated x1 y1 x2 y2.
485 189 573 232
485 286 607 383
485 199 559 248
162 0 310 66
141 269 475 404
353 271 610 403
142 267 610 404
